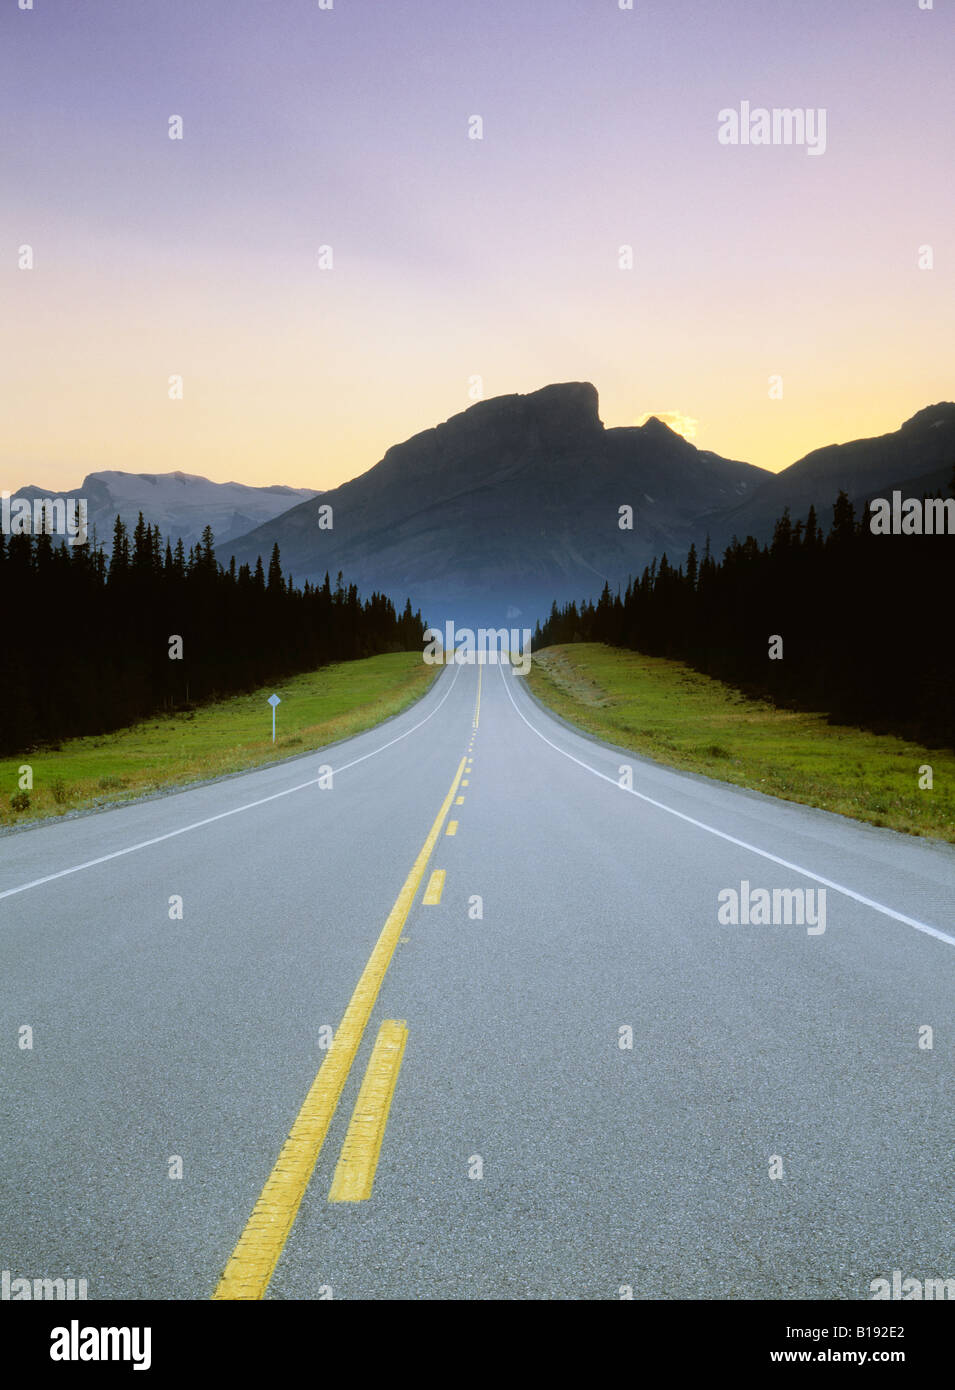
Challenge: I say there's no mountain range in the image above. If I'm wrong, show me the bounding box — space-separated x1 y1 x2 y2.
4 471 320 550
7 387 952 628
701 402 955 556
222 384 955 627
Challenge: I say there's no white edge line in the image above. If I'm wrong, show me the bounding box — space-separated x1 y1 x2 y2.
501 663 955 949
0 664 461 902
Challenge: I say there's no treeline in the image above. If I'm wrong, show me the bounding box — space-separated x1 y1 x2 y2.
534 488 955 748
0 516 426 753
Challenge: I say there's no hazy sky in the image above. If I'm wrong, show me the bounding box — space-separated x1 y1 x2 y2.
1 0 951 491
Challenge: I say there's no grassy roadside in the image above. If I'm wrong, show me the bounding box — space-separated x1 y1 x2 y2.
526 644 955 844
1 652 438 830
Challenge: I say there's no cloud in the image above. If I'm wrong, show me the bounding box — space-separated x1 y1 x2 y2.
635 410 699 441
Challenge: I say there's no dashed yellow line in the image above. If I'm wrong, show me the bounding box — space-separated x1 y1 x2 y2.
212 755 466 1300
328 1020 409 1203
455 796 465 805
446 820 458 836
423 870 445 904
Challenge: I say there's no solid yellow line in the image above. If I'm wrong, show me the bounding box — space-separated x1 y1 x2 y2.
473 666 482 729
423 869 445 904
446 820 458 836
328 1020 408 1203
212 756 466 1300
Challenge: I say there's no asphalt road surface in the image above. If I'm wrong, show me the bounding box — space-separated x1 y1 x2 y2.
1 660 953 1300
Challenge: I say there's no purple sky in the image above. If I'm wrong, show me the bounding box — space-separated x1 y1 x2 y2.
2 0 952 489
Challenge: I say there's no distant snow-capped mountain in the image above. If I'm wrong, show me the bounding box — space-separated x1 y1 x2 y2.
5 470 321 548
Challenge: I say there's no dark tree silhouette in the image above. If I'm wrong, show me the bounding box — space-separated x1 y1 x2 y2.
0 521 427 754
535 486 955 749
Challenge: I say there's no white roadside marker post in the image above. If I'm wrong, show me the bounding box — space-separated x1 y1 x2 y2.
268 693 281 743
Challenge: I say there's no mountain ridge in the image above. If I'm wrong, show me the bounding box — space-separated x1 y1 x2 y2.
4 470 321 550
8 386 950 627
221 384 953 626
221 383 766 625
704 401 955 552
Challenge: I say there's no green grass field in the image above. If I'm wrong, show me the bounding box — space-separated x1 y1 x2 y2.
526 643 955 843
1 652 438 829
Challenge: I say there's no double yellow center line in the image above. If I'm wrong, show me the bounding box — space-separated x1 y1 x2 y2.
212 753 467 1300
328 1019 409 1203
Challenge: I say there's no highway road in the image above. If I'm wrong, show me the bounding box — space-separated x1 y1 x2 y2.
1 659 953 1300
